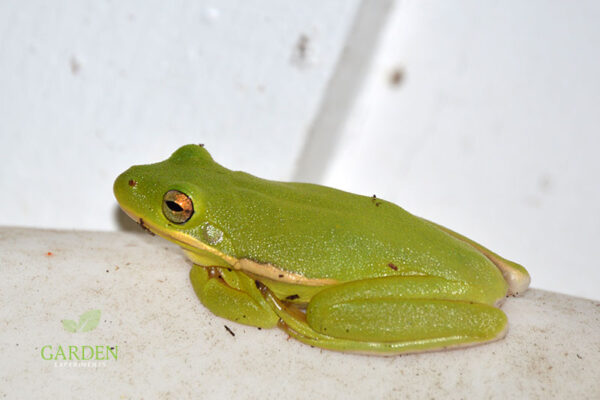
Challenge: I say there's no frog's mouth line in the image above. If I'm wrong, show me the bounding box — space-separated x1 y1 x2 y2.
118 204 238 265
118 205 339 287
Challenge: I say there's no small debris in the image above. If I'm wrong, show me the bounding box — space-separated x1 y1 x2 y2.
291 34 312 67
224 325 235 337
128 179 137 187
285 294 300 301
371 195 381 207
296 34 308 60
46 252 53 256
389 67 405 87
70 57 81 75
388 263 398 271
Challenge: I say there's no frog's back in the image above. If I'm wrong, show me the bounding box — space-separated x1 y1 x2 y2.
203 167 503 292
161 145 505 293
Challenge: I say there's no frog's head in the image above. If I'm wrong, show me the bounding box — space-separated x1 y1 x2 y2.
114 144 234 265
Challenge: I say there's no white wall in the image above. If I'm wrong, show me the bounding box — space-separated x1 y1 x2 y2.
0 0 361 229
1 1 599 300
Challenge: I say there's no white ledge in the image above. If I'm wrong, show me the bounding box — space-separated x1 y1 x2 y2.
1 227 599 399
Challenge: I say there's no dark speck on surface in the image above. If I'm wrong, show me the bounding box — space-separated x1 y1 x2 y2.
389 67 405 87
224 325 235 337
70 57 81 75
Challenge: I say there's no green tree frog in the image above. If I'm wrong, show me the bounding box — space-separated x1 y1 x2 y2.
114 144 530 355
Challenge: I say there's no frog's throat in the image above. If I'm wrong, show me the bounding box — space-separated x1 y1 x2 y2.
121 207 338 287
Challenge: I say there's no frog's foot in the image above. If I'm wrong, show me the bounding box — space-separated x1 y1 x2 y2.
190 265 279 328
258 276 509 355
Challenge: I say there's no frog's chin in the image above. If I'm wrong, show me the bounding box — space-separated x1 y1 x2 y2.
119 206 240 266
118 206 142 225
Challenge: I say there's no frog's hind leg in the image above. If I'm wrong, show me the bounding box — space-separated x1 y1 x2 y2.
260 276 508 355
190 265 279 328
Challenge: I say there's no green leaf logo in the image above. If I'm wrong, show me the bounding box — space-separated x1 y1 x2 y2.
61 319 78 333
61 309 101 333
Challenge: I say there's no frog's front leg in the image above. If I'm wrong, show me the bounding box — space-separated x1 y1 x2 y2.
260 276 508 354
190 265 279 328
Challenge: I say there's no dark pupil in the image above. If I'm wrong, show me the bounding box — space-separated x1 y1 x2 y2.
166 201 183 212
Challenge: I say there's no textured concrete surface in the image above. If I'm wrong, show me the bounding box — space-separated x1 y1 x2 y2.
1 227 599 399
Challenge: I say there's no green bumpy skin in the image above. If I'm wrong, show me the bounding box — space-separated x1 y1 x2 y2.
114 144 530 355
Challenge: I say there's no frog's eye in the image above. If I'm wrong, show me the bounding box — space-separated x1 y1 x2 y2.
162 190 194 224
